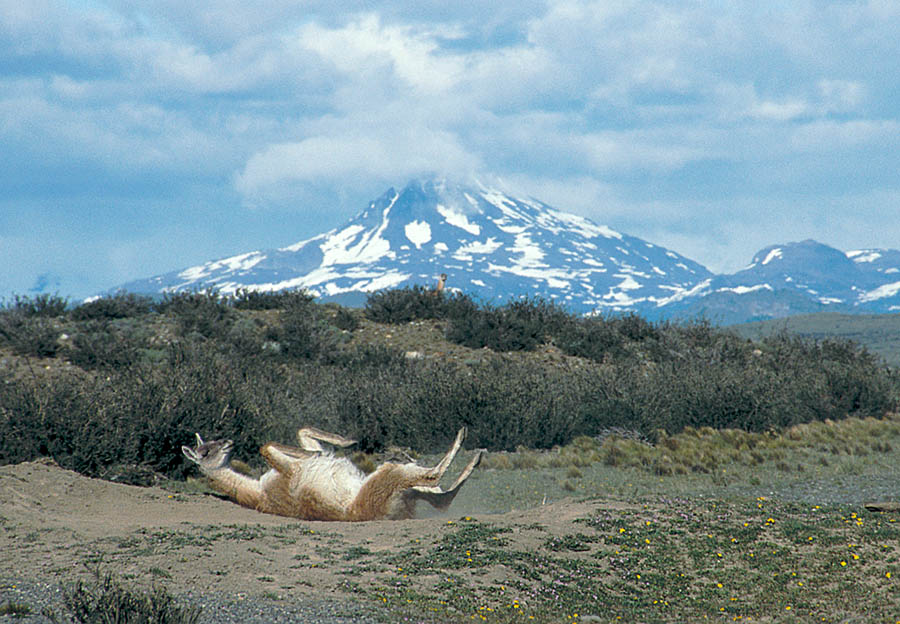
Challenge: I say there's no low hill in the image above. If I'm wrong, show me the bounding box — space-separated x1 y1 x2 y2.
733 312 900 367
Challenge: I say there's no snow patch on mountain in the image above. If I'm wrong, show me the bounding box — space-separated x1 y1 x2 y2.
405 220 431 249
860 281 900 303
761 248 783 265
548 210 622 240
436 203 480 235
717 284 773 295
178 251 266 282
322 223 392 266
849 250 881 263
454 238 502 261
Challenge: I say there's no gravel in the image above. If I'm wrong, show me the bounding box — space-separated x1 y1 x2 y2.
0 580 383 624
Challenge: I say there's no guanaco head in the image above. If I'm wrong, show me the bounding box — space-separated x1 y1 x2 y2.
182 433 233 470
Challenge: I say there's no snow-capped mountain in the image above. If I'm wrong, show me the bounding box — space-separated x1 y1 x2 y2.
662 240 900 323
117 178 712 315
111 179 900 323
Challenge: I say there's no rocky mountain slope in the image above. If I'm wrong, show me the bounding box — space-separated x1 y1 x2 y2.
113 179 900 323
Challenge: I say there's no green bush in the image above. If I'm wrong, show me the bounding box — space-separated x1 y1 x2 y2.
445 297 570 352
330 306 360 332
70 292 153 320
231 288 315 310
0 313 61 357
63 320 144 370
64 566 200 624
364 285 478 324
154 290 233 338
4 293 68 317
0 341 283 480
1 286 898 482
0 294 69 358
555 316 625 360
268 305 346 362
364 285 443 323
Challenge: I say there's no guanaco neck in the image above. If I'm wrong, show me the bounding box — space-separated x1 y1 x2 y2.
202 466 265 510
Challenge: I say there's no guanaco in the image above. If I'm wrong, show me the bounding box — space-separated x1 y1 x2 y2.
182 426 482 521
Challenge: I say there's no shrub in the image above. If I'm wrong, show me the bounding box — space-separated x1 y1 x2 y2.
64 566 200 624
364 285 444 323
330 306 360 332
399 358 595 451
0 341 284 479
0 294 69 358
270 305 346 362
63 320 144 370
154 290 233 338
555 316 625 360
3 293 68 317
611 311 660 342
0 602 31 617
0 313 61 357
231 288 315 310
70 292 153 320
445 297 570 352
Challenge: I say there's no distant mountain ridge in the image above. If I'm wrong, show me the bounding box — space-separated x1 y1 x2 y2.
113 178 900 324
118 178 712 314
661 240 900 323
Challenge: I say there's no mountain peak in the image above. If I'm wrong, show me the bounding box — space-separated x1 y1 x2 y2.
107 180 900 321
743 240 859 278
729 239 863 301
113 177 711 313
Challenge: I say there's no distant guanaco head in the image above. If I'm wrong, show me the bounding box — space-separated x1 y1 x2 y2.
182 433 233 470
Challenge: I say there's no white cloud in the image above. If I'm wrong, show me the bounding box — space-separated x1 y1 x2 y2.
297 14 464 94
234 125 481 201
790 119 900 152
817 79 865 113
747 98 810 122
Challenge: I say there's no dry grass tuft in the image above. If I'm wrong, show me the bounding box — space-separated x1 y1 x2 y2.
480 413 900 476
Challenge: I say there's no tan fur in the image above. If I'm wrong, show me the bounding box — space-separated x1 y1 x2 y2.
433 273 447 295
182 428 482 521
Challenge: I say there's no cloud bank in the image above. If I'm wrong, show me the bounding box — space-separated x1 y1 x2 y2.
1 1 899 298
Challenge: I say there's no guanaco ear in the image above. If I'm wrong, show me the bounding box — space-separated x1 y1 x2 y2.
182 446 200 463
195 432 204 446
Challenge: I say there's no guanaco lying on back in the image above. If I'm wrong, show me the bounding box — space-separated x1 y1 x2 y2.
182 426 482 521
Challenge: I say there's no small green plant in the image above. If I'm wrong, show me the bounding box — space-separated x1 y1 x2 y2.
64 566 201 624
0 601 32 617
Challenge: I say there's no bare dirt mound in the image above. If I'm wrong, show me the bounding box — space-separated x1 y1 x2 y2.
0 459 610 622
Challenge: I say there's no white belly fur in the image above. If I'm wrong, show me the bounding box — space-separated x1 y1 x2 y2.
290 454 366 509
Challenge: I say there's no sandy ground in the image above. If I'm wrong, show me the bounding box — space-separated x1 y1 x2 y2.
0 458 609 620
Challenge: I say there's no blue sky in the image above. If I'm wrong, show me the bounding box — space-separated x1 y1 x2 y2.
2 1 899 300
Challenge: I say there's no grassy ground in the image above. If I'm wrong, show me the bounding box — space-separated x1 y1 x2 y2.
369 499 899 623
3 417 900 623
156 415 900 623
